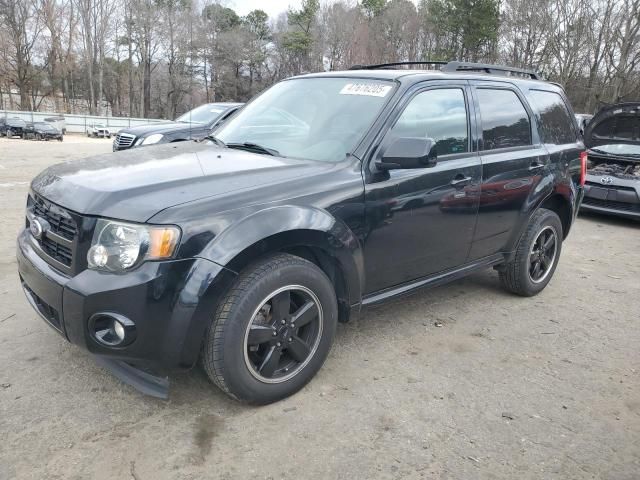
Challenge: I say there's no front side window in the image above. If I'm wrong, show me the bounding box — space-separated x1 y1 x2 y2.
527 90 576 144
216 78 395 162
477 89 532 150
176 104 227 124
388 88 469 155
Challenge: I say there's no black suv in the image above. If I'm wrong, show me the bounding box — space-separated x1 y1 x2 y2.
1 116 27 137
17 62 585 404
112 102 242 151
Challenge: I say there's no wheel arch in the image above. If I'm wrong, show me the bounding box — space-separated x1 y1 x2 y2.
199 206 365 322
539 192 572 239
504 185 574 262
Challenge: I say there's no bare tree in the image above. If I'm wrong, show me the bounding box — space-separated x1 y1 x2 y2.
0 0 46 109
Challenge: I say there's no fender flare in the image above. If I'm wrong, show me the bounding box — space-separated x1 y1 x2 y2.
504 172 576 259
198 205 365 307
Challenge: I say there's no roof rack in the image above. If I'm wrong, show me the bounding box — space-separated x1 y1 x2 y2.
349 61 448 70
442 61 540 80
349 60 541 80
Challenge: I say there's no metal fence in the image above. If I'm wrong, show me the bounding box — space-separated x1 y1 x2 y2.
0 110 165 134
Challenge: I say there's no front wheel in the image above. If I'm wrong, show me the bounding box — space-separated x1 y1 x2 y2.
202 253 338 404
499 208 563 296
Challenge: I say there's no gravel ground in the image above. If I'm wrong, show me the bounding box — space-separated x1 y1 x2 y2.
1 136 639 480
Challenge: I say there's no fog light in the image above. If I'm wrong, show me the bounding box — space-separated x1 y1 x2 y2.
89 313 136 347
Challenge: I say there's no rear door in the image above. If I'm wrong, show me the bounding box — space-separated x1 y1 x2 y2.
468 82 549 259
363 82 481 293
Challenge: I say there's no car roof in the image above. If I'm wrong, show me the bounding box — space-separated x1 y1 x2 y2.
294 69 561 91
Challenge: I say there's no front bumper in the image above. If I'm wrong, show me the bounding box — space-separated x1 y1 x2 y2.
17 228 235 370
581 177 640 220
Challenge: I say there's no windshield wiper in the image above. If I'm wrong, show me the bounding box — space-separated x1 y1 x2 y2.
226 142 283 157
205 134 227 147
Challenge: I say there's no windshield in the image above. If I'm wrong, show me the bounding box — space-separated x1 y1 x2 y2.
592 144 640 156
215 77 395 162
176 104 227 124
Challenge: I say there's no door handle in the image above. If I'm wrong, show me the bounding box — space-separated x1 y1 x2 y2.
450 175 472 187
528 162 545 171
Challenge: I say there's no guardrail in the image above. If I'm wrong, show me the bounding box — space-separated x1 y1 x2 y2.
0 110 166 134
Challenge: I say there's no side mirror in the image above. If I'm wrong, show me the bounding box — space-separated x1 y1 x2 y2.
376 137 437 170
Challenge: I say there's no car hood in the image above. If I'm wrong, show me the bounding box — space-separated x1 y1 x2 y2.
118 122 205 137
584 102 640 149
31 142 331 222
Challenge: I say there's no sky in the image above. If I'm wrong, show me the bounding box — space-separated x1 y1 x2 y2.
229 0 419 19
230 0 303 18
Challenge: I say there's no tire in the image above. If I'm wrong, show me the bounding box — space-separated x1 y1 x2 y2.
58 136 63 142
202 253 338 404
499 208 563 297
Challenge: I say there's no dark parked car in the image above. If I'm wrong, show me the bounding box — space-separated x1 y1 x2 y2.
44 115 66 134
580 102 640 220
1 116 27 137
17 61 585 404
23 122 64 141
112 102 242 151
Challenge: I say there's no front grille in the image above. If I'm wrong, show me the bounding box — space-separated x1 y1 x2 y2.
41 236 73 266
582 196 640 212
585 181 637 192
22 283 62 331
115 133 136 149
28 195 79 272
32 195 77 240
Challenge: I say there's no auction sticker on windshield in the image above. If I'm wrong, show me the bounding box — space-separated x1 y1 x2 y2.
340 83 392 97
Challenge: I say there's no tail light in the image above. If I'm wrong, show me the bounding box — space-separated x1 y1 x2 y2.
579 151 588 186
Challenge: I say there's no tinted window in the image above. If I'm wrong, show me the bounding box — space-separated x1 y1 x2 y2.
477 89 531 150
389 89 468 155
528 90 576 144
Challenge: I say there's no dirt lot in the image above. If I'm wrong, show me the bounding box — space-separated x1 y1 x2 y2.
1 135 639 480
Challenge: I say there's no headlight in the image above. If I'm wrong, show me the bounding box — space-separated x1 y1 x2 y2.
141 134 164 145
87 219 180 272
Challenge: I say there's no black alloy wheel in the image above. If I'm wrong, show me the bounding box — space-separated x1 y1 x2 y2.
527 226 558 284
202 253 338 404
499 208 563 297
244 285 323 383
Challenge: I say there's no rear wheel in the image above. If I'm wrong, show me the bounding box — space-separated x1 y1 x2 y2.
499 208 563 296
202 253 338 404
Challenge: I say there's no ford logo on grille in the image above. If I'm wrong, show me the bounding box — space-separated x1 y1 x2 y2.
601 176 614 185
30 217 47 239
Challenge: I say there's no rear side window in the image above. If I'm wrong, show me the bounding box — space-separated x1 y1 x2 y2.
527 90 576 144
389 88 469 155
476 89 532 150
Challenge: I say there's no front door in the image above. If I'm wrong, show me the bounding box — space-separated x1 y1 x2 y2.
363 84 481 294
